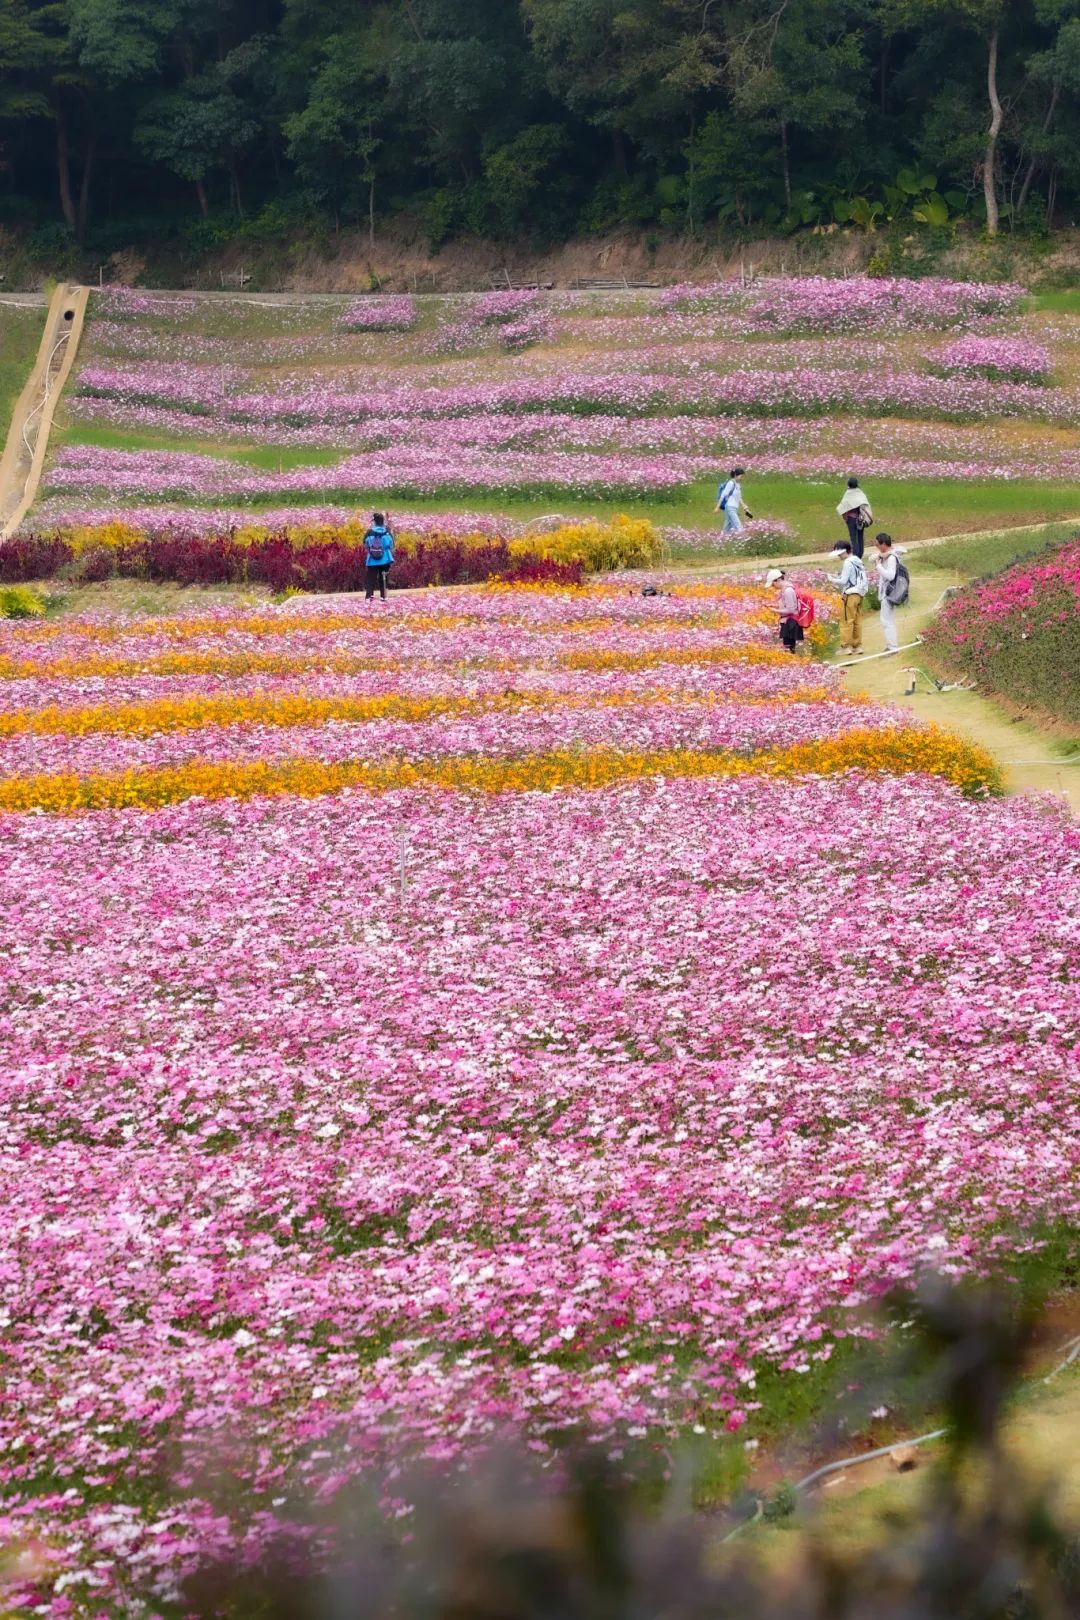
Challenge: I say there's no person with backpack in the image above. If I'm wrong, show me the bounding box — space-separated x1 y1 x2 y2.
875 532 910 653
364 511 395 601
766 566 813 653
836 477 873 558
715 467 753 534
828 538 869 656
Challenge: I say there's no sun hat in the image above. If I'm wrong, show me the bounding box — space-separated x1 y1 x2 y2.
765 568 785 587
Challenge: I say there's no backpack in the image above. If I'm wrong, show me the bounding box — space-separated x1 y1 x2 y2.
364 527 390 563
856 504 873 531
846 558 869 598
794 590 816 630
885 558 910 607
719 479 736 510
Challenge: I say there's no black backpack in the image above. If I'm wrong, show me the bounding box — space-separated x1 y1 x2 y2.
886 558 910 607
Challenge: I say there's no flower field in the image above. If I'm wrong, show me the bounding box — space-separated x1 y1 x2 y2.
26 276 1080 552
3 568 1080 1612
925 536 1080 724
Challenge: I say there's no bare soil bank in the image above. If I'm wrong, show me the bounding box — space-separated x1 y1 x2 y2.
10 220 1080 293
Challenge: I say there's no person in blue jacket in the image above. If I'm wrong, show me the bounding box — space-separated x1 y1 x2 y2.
364 512 395 600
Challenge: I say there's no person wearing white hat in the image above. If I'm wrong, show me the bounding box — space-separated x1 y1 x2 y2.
828 539 868 656
766 568 802 653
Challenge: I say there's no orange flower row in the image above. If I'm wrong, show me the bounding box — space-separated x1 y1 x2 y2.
0 727 1001 815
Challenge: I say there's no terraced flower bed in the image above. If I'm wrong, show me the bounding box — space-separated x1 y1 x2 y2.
31 276 1080 552
4 575 1079 1612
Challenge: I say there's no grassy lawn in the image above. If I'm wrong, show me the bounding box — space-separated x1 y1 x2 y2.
53 419 345 471
917 520 1078 575
0 302 46 443
43 420 1080 550
1028 289 1080 315
710 475 1080 546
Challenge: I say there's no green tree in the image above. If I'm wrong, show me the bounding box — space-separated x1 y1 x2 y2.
884 0 1008 232
280 2 403 240
721 0 871 211
136 38 271 217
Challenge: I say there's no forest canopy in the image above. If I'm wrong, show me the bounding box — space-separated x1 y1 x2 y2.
2 0 1080 253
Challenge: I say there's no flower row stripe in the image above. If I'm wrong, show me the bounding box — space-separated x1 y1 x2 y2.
0 683 853 740
12 603 764 647
0 642 793 684
0 728 1001 813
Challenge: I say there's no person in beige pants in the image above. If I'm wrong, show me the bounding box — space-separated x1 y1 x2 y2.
829 540 868 656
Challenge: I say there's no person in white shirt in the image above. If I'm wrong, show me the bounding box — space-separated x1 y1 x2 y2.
875 532 900 653
765 567 803 653
715 466 752 533
828 539 868 656
836 477 873 558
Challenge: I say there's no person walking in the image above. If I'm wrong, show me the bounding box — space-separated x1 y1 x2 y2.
836 477 873 558
874 532 904 654
766 566 803 653
828 539 868 657
364 511 395 601
715 467 752 534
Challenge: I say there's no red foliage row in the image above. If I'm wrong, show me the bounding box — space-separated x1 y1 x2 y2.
0 531 585 592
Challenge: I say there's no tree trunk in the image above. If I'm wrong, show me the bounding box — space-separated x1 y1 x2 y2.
195 176 209 217
77 120 97 243
611 127 627 177
879 37 888 113
1017 80 1060 217
983 27 1002 236
229 160 244 217
55 104 77 233
779 118 791 208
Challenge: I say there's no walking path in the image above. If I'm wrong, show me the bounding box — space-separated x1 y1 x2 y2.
0 283 88 539
706 530 1080 815
834 571 1080 814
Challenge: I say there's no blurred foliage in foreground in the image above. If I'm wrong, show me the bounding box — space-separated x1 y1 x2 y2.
183 1280 1080 1620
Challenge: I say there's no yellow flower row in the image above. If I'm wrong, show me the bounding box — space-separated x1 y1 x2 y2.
0 728 1001 814
0 641 790 684
0 683 850 740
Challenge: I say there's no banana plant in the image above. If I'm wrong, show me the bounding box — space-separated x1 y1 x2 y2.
912 191 950 227
833 194 884 230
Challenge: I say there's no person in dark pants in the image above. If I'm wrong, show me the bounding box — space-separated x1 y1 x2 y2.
836 477 873 558
364 511 395 600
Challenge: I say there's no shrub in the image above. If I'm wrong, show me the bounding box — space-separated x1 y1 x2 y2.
0 535 73 583
512 515 661 572
1 518 654 595
924 537 1080 723
496 555 585 587
339 296 417 332
932 336 1052 383
0 584 46 618
659 519 795 557
4 519 651 592
437 290 555 353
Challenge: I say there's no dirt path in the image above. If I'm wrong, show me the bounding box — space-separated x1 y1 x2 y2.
736 1367 1080 1563
701 531 1080 815
834 569 1080 814
0 283 88 539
